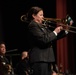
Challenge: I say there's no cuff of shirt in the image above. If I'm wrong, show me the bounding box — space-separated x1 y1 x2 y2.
65 30 68 34
53 31 57 36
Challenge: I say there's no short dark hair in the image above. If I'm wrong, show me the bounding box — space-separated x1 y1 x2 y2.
0 41 5 45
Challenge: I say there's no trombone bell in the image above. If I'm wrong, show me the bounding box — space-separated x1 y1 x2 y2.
44 16 76 33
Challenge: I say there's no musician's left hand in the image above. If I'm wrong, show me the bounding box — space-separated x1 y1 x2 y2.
5 64 12 72
65 20 73 31
69 20 73 26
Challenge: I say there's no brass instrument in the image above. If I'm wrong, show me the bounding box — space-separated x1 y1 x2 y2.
20 15 27 22
0 62 12 75
20 15 76 33
44 16 76 33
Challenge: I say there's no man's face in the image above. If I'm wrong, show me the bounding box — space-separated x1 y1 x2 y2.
0 44 6 55
22 51 28 59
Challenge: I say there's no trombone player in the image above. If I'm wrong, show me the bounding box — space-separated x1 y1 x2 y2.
20 6 73 75
21 14 74 33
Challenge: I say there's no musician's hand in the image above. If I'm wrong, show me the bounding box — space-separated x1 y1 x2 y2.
69 20 73 26
25 71 29 75
54 26 63 34
6 64 12 72
52 71 57 75
65 20 73 31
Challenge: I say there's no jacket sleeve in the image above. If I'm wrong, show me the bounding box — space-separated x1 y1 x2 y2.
28 22 57 44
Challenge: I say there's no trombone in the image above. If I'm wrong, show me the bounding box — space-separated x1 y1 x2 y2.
20 15 27 22
44 16 76 33
20 15 76 33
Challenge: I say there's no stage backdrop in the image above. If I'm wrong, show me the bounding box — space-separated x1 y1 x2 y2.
0 0 76 73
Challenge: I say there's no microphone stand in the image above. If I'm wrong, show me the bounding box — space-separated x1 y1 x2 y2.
9 55 14 75
6 49 18 53
6 49 20 75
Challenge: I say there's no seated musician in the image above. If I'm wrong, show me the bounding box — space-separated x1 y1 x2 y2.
0 41 12 75
15 51 32 75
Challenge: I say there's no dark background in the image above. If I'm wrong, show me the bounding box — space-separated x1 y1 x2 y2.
0 0 76 72
0 0 56 69
1 0 56 50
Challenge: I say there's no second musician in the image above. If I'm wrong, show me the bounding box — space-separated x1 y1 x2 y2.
0 42 12 75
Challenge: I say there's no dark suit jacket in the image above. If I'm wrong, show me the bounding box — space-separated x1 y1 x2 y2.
0 55 9 75
15 58 30 75
27 20 67 63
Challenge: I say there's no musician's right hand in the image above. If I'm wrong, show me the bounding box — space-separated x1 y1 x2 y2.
54 26 63 34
